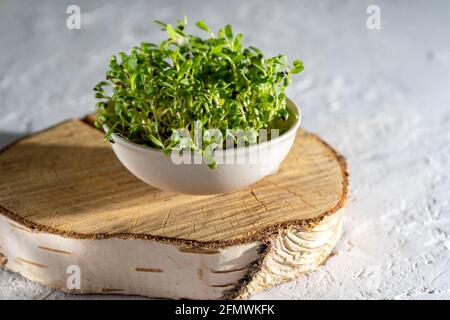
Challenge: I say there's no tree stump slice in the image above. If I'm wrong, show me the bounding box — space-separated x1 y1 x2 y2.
0 118 349 299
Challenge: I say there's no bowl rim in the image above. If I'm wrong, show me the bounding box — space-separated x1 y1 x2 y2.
104 97 301 155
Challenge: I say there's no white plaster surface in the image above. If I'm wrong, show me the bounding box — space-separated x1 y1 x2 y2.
0 0 449 300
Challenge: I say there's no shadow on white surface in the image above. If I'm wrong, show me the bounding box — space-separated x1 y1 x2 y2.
0 132 25 150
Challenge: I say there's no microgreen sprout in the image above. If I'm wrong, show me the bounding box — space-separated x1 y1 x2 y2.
94 18 304 168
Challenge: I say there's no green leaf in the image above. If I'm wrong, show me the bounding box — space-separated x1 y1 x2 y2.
278 54 288 66
290 59 304 74
178 60 192 79
224 24 233 40
196 20 209 32
141 42 157 52
218 28 225 39
233 33 243 51
179 78 192 85
127 56 138 71
249 46 262 54
166 24 178 41
196 20 214 37
154 20 167 28
210 44 223 55
118 52 127 64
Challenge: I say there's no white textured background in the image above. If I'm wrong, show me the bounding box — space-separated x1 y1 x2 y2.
1 0 449 300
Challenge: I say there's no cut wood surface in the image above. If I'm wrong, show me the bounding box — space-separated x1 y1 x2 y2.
0 118 349 299
0 119 347 246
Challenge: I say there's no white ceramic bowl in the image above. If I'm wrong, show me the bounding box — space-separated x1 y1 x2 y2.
106 98 301 195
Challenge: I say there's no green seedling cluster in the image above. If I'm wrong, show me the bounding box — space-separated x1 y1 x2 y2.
94 18 303 168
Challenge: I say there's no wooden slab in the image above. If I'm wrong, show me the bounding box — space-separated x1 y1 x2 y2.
0 119 347 246
0 118 349 299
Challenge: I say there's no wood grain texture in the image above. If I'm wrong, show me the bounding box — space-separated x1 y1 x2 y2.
0 119 348 247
